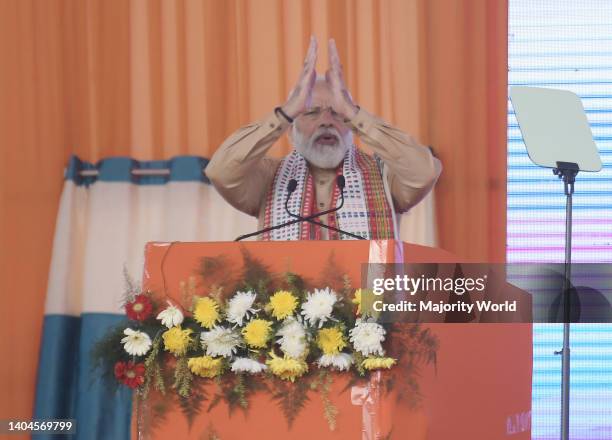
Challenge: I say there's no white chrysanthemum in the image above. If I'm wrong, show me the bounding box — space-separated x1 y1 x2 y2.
276 317 308 358
156 301 184 328
121 328 152 356
226 291 259 326
300 287 338 328
200 326 241 358
231 357 268 374
317 353 354 371
349 320 386 356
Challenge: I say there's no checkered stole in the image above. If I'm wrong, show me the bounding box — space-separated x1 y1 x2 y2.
261 147 395 240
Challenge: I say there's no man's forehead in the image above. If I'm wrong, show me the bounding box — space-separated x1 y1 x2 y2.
310 81 333 106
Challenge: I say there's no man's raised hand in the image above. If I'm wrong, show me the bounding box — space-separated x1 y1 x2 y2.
282 36 317 119
326 39 359 120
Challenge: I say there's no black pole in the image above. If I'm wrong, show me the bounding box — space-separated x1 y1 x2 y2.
552 161 578 440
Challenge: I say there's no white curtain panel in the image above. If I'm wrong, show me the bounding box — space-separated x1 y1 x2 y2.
44 174 255 317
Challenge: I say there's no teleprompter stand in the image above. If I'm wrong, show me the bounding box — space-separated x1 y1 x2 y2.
510 86 603 440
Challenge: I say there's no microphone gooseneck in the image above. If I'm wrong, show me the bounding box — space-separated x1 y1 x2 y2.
284 175 364 240
235 175 364 241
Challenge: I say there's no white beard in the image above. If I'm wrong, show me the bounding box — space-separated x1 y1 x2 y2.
292 125 353 169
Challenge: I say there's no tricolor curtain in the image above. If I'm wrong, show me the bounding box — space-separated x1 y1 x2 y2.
34 156 255 439
0 0 508 429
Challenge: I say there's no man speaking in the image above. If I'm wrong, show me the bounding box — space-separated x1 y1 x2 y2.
205 37 441 240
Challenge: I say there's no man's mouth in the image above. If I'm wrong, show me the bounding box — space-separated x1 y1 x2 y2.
315 133 339 145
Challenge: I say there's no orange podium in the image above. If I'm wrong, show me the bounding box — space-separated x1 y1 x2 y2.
134 240 532 440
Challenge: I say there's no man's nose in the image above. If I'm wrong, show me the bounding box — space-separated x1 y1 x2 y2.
319 109 335 127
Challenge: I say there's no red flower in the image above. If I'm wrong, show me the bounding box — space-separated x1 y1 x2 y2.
125 294 153 321
114 361 146 389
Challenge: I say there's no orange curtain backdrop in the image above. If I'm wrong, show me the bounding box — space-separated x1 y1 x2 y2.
0 0 507 424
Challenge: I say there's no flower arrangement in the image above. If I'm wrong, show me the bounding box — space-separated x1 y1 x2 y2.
93 255 438 431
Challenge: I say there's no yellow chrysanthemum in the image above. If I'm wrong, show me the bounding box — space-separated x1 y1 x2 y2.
162 326 193 356
268 290 298 320
362 357 397 370
266 352 308 382
352 289 363 315
193 297 219 329
316 327 347 355
188 355 223 378
242 319 272 348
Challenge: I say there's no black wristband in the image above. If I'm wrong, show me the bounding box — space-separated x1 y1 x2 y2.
275 106 294 124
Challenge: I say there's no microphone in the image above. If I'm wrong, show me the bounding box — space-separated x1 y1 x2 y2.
337 175 345 190
287 179 298 194
284 176 364 240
